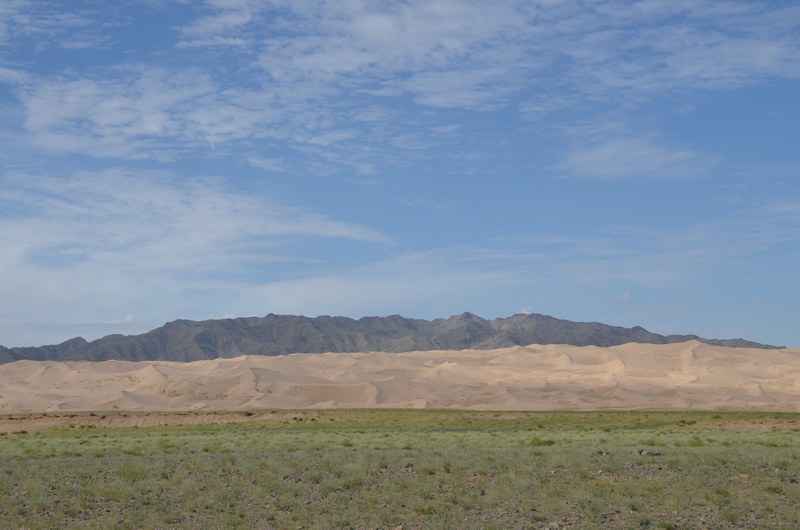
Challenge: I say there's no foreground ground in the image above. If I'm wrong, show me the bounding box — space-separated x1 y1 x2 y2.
1 410 799 528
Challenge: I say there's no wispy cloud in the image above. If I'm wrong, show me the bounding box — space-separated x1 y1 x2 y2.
254 1 535 110
1 168 388 263
523 2 800 107
552 137 719 181
15 65 287 159
0 169 388 328
0 66 28 84
0 1 105 50
4 1 799 175
762 197 800 222
175 0 261 48
242 249 520 319
214 196 800 327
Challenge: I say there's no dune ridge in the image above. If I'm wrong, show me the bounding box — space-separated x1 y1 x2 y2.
0 341 798 414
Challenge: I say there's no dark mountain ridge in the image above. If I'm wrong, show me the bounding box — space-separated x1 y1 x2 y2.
0 312 783 364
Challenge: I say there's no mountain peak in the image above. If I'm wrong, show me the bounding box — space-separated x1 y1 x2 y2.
0 313 783 363
451 311 480 321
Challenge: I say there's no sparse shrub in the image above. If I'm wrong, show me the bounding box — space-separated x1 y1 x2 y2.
117 462 147 483
0 410 798 528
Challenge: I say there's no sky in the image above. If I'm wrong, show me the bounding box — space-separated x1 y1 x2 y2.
0 1 799 348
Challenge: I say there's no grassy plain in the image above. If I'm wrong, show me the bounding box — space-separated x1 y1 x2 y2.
0 409 799 528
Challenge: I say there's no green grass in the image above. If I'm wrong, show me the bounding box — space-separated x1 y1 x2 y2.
1 410 799 528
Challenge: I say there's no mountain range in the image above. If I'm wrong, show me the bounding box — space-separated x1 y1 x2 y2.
0 313 783 364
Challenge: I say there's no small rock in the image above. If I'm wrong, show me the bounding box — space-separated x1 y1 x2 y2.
638 449 661 456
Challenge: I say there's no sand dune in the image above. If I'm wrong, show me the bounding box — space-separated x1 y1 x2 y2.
0 341 798 414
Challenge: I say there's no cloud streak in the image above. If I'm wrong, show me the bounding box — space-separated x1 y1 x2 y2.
0 169 388 333
552 137 719 181
3 1 798 175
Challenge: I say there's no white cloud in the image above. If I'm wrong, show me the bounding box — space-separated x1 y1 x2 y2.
402 67 519 110
765 202 800 221
4 1 799 172
246 155 290 173
518 2 800 110
552 137 718 181
0 66 28 84
18 67 208 158
15 65 282 159
255 0 535 110
175 0 261 46
176 36 249 48
0 1 28 45
304 129 358 147
242 250 518 319
221 197 800 323
398 197 453 213
614 292 634 304
2 174 796 346
0 1 106 50
2 168 388 255
0 169 388 329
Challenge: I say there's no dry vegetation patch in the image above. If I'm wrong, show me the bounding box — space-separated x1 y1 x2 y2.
0 410 798 528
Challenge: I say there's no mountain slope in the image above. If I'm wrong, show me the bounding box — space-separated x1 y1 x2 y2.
0 312 783 363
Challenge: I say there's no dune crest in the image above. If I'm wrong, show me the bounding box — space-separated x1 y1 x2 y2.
0 342 798 413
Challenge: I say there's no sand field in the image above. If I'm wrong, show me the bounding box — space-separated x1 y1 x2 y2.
0 340 798 424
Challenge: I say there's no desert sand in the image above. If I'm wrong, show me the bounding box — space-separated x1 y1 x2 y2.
1 341 798 416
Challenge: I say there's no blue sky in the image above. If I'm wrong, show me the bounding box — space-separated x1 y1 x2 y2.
1 0 798 348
